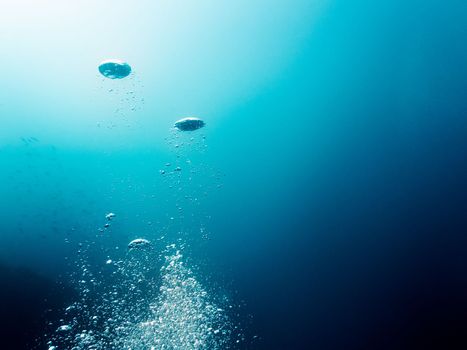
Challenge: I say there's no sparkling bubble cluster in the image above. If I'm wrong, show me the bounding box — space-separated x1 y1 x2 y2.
47 244 234 350
127 245 232 349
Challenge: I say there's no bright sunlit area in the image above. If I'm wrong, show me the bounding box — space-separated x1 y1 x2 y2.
1 0 326 150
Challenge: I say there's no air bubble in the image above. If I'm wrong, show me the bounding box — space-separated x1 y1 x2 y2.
98 59 131 79
174 117 205 131
127 238 151 251
57 325 72 332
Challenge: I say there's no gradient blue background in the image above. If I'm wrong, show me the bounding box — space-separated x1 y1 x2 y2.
1 0 467 349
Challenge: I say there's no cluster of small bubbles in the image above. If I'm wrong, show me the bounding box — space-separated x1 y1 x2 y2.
47 240 157 349
47 243 235 349
121 244 233 349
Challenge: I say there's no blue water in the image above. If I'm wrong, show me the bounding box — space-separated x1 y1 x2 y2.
1 1 467 349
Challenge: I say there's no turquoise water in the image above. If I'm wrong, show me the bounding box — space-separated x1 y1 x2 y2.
1 1 467 349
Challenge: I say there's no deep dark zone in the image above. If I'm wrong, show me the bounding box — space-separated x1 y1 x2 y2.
242 165 467 350
0 264 74 350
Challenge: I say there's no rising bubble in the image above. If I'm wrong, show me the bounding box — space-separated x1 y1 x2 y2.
98 59 132 79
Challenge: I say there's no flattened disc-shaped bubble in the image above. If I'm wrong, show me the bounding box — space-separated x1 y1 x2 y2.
128 238 151 251
174 117 205 131
98 59 132 79
57 325 72 332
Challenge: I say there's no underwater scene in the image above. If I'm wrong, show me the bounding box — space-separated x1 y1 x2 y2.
1 1 467 349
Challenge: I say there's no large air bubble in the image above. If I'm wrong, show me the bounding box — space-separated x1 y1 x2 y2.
128 238 152 251
174 117 205 131
98 59 132 79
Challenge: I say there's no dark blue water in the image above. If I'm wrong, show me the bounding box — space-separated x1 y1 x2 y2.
1 1 467 349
